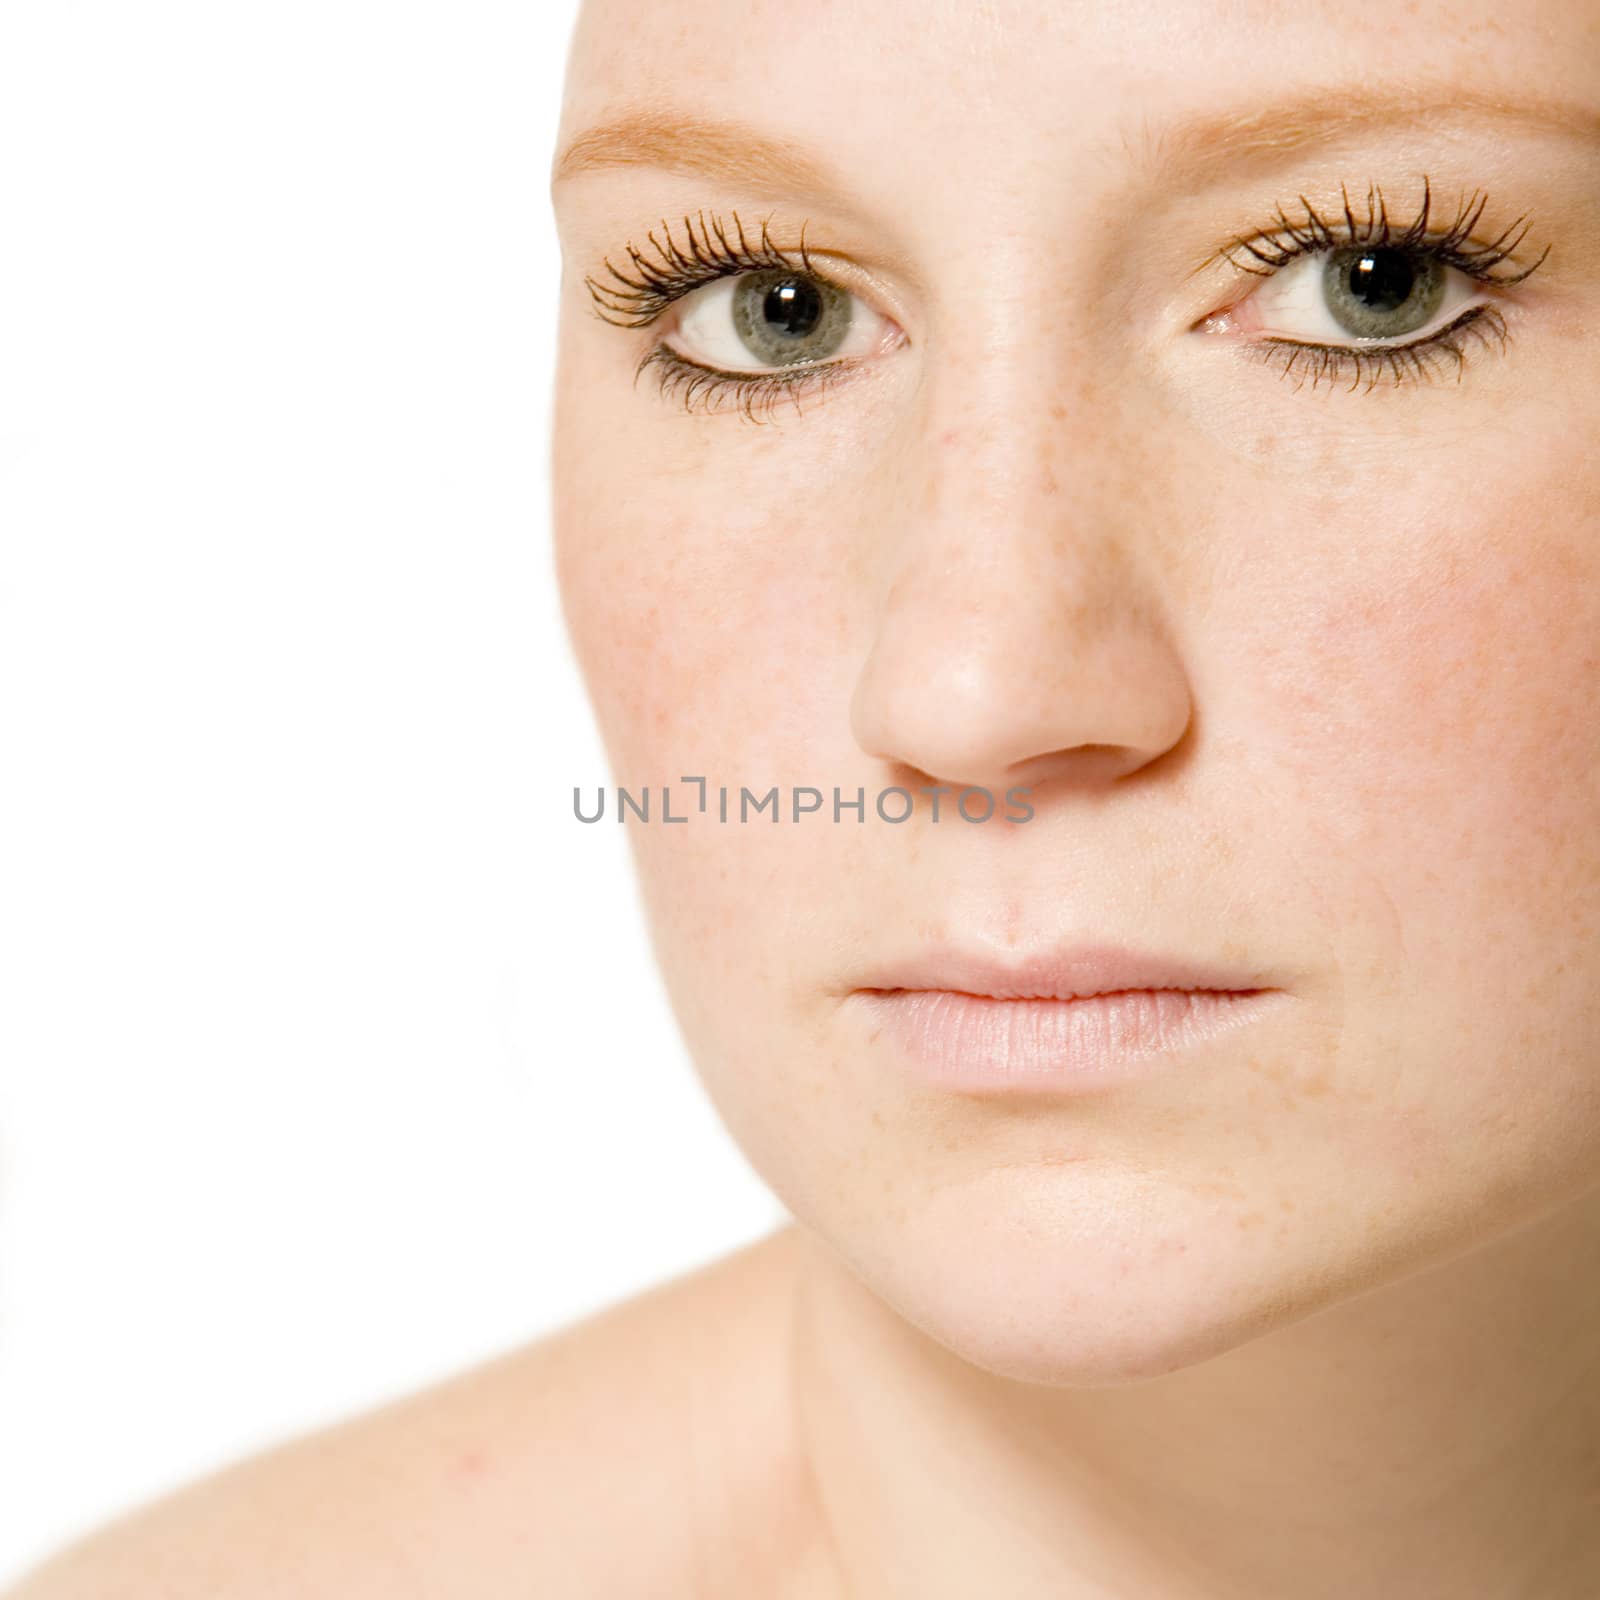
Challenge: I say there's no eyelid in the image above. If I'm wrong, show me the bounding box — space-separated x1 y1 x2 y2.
660 268 903 373
582 209 911 419
582 209 911 334
1217 249 1486 343
1210 179 1550 285
673 255 911 357
1180 179 1552 391
600 190 1548 413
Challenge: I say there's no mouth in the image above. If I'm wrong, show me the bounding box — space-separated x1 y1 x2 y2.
852 940 1277 1003
849 941 1287 1093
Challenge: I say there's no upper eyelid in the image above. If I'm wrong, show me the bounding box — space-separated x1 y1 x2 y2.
1197 179 1552 286
592 254 908 355
591 184 1550 336
588 190 1552 385
667 252 899 329
582 210 908 331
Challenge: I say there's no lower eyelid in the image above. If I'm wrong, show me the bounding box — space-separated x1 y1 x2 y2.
663 276 901 374
642 247 1524 414
1214 252 1482 343
640 343 868 421
1241 304 1513 391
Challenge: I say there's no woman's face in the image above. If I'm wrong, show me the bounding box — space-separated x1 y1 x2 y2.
549 0 1600 1383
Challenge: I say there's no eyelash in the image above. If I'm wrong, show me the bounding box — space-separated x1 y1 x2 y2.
1216 176 1549 393
584 182 1550 418
583 209 850 422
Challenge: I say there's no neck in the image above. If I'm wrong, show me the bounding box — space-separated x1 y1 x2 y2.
784 1196 1600 1599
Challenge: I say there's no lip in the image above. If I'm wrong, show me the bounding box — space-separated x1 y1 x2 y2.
852 941 1278 1003
849 941 1287 1094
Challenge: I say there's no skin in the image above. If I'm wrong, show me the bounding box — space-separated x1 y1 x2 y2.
548 0 1600 1594
9 1 1600 1596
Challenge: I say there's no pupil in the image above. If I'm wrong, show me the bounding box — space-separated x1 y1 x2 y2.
763 277 823 338
1346 250 1416 312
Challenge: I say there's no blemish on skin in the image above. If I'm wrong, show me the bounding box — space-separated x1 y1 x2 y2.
1243 1052 1290 1086
453 1448 490 1482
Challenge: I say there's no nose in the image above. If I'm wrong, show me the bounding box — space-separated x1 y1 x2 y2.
849 404 1193 799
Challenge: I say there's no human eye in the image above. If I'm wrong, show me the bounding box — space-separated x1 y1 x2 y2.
1197 178 1552 393
583 209 903 423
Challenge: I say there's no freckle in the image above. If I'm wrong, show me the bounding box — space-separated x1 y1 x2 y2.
1246 1053 1288 1085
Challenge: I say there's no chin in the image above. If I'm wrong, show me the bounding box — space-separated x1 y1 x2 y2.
818 1173 1361 1390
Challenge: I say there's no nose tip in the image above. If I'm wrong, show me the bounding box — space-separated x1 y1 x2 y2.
846 333 1195 803
848 587 1193 799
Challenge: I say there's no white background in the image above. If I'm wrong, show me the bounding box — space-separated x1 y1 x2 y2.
0 2 786 1582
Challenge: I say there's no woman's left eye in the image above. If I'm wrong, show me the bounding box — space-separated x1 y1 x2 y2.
1214 243 1484 346
663 269 896 373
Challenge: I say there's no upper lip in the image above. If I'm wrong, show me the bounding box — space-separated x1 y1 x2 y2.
852 941 1278 1002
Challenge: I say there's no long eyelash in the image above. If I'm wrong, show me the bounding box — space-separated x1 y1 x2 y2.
1218 176 1550 286
584 208 817 328
597 184 1547 414
585 208 849 420
1248 304 1511 395
1213 177 1548 392
633 343 858 425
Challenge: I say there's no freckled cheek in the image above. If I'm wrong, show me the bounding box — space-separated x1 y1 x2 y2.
555 496 869 996
1275 525 1600 965
557 508 853 780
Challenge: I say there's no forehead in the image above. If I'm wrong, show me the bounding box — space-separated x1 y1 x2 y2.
554 2 1599 286
562 0 1595 126
554 0 1600 248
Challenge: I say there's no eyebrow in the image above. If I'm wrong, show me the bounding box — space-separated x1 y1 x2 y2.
1137 83 1600 177
551 86 1600 197
552 108 842 199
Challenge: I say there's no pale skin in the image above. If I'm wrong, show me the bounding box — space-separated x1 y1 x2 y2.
10 1 1600 1595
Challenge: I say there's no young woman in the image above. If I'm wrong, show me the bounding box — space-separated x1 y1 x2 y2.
13 0 1600 1594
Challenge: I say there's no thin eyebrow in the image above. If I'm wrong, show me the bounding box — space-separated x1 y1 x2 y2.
551 86 1600 199
1133 83 1600 178
551 109 847 201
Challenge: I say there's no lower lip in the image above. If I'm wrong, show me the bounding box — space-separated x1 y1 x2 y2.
853 987 1282 1094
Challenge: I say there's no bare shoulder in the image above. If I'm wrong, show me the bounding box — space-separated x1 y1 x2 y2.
5 1223 830 1600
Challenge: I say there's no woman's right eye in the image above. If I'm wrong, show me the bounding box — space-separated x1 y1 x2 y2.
1219 243 1487 347
664 268 898 374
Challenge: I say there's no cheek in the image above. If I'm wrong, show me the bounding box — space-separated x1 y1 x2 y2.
558 503 851 778
1278 505 1600 931
1250 439 1600 1178
555 479 868 1007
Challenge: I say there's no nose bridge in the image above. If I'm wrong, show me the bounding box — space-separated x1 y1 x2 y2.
848 304 1191 794
927 395 1128 599
911 263 1147 588
890 402 1128 670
